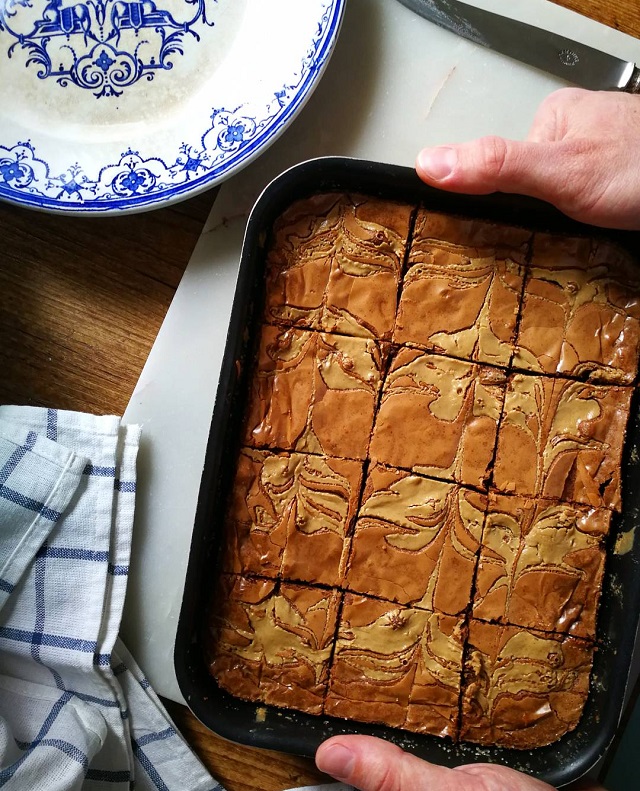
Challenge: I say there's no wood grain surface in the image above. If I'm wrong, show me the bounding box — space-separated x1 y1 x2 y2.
551 0 640 36
0 2 636 790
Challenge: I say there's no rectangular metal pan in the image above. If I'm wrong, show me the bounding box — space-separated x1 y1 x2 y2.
174 156 640 787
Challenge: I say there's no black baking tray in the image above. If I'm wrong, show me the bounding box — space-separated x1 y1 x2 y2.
174 157 640 787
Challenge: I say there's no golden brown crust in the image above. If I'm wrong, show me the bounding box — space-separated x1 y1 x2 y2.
460 620 594 748
369 348 506 488
473 493 610 638
346 465 485 615
325 593 465 738
493 373 632 510
395 211 529 366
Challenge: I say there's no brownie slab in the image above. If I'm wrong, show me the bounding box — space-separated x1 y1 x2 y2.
460 620 594 749
395 211 529 366
346 464 486 615
473 493 610 638
493 373 632 509
209 194 640 750
369 348 506 488
325 593 465 738
514 235 640 384
264 193 413 339
208 576 340 715
223 448 364 586
245 326 386 460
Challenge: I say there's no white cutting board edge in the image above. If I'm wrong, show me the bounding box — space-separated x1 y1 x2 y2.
121 0 640 711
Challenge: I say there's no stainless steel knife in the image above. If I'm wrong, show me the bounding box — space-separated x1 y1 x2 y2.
397 0 640 92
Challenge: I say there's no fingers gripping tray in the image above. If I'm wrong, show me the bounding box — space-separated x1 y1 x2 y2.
175 157 640 786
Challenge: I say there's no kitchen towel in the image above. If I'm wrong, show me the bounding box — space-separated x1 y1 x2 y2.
0 404 354 791
0 406 220 790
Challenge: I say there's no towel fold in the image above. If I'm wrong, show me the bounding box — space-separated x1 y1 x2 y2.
0 405 345 791
0 407 220 790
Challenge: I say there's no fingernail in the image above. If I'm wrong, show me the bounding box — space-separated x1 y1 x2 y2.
417 146 458 180
316 743 355 781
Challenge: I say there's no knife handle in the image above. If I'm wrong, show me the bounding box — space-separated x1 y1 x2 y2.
626 66 640 93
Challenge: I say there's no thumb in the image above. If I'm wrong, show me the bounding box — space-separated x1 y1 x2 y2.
416 136 563 200
315 735 559 791
315 735 454 791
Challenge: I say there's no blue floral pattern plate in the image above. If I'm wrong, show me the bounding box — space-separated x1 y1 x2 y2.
0 0 345 214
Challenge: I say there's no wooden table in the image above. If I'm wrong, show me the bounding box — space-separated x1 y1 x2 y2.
1 2 638 789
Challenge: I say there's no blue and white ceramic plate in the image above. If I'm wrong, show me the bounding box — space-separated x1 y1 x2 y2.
0 0 345 214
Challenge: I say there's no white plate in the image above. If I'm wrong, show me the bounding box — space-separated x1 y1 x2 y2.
0 0 345 214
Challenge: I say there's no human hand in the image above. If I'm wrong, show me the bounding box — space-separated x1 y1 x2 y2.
315 734 606 791
415 88 640 230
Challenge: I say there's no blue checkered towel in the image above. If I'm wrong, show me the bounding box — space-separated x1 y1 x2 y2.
0 406 221 790
0 405 354 791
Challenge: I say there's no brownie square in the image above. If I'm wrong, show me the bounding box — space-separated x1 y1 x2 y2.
369 348 506 488
223 447 363 585
263 193 338 331
460 620 594 748
208 575 340 715
514 234 640 384
394 211 529 366
346 464 486 615
325 594 464 738
244 326 386 460
473 493 610 638
264 193 413 339
493 373 632 510
207 575 271 702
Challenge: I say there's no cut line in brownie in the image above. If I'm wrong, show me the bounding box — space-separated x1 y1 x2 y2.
345 463 486 616
207 575 341 715
369 348 507 489
222 447 364 586
244 326 388 460
209 193 640 750
473 493 610 639
493 372 633 510
514 234 640 385
395 211 530 367
325 592 465 738
460 619 594 749
264 193 414 340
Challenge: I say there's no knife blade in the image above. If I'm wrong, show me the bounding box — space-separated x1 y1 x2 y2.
397 0 640 93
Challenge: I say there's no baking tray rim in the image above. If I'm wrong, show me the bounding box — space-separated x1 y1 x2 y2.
174 155 640 788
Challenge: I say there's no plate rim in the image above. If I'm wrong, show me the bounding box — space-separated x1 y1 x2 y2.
0 0 346 215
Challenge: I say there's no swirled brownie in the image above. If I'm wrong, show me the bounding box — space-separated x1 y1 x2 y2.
264 193 413 339
210 575 340 715
345 464 485 615
514 235 640 384
222 448 364 586
369 349 506 488
461 620 594 749
493 373 632 509
473 494 610 639
324 593 465 738
207 193 637 751
395 211 530 366
244 325 387 460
